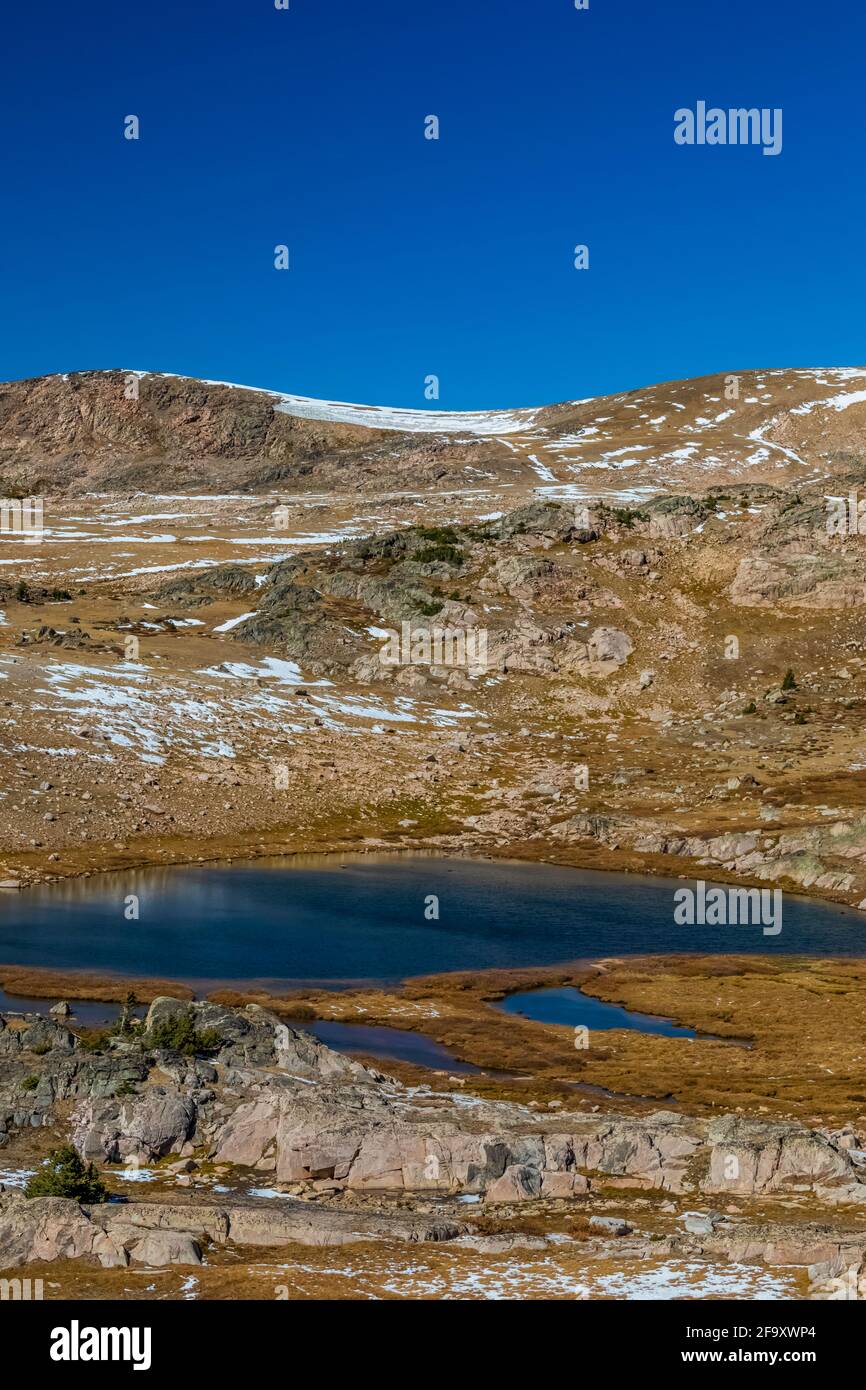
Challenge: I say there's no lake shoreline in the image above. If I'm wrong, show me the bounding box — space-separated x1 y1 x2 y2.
0 853 863 1127
0 854 862 990
3 821 866 922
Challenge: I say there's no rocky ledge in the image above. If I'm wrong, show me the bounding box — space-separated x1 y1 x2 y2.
2 998 866 1279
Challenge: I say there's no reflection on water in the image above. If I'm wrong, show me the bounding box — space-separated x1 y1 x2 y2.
0 988 113 1027
284 1017 484 1073
497 986 697 1037
0 989 138 1028
0 853 862 987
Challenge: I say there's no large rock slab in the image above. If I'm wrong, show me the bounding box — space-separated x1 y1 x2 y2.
0 1191 127 1269
0 1192 463 1267
73 1088 197 1162
703 1116 854 1196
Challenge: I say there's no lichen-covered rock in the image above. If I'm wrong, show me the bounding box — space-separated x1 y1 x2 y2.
73 1089 197 1162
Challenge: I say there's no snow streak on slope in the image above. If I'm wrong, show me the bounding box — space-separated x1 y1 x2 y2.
271 395 543 436
126 372 544 436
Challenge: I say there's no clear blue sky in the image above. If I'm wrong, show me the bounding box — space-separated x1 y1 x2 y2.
2 0 863 409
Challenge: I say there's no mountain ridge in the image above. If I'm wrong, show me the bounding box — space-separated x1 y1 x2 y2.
2 366 866 498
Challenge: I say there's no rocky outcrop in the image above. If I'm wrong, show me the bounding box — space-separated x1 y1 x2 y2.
210 1093 704 1198
0 1190 464 1268
9 1182 866 1279
483 624 633 679
6 996 864 1207
493 554 558 600
6 994 866 1301
0 1013 150 1147
143 998 369 1080
731 552 866 609
0 1191 128 1269
703 1116 860 1199
73 1089 198 1163
486 1164 543 1202
645 495 706 538
7 1000 866 1250
494 501 594 544
128 1230 202 1267
0 1014 76 1057
178 1078 866 1205
153 564 259 608
586 626 633 667
134 499 639 688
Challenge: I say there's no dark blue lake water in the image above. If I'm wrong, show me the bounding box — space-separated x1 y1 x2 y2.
0 854 862 988
284 1018 486 1073
497 986 697 1037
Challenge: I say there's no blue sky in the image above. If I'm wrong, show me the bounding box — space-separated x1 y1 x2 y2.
2 0 863 408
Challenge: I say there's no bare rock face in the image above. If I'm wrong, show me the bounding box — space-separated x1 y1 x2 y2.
484 622 633 679
703 1116 856 1196
217 1202 463 1249
495 501 587 544
586 626 633 666
210 1087 705 1198
211 1097 282 1169
208 1083 866 1206
0 1191 127 1269
486 1164 543 1202
540 1171 589 1198
0 1014 76 1057
730 551 866 609
645 496 707 538
0 1192 464 1268
73 1089 197 1163
493 554 558 600
128 1230 202 1267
